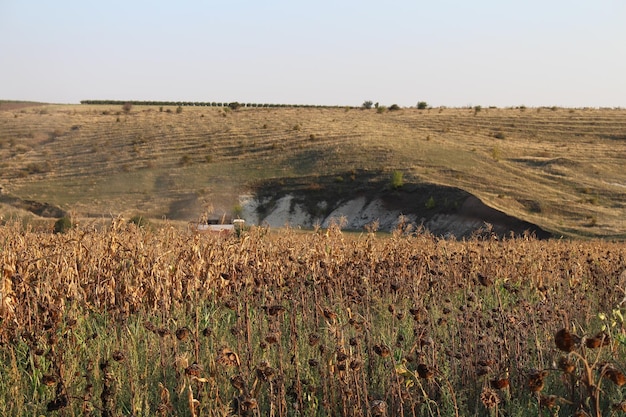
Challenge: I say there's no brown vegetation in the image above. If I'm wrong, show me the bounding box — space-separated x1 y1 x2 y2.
0 221 625 415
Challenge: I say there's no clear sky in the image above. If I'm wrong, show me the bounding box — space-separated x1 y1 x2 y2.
1 1 625 108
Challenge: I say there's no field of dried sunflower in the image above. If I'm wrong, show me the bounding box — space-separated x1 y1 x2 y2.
1 221 626 416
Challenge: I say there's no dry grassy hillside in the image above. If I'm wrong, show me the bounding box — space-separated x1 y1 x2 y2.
0 103 625 237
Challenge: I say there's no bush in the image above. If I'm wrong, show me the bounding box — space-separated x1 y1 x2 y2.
417 101 428 110
390 170 404 189
180 155 192 165
491 146 501 161
228 102 241 110
53 217 72 234
362 101 373 109
389 104 401 111
129 215 148 227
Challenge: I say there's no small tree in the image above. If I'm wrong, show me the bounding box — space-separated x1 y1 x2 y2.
362 100 373 109
53 217 72 234
417 101 428 110
129 215 148 227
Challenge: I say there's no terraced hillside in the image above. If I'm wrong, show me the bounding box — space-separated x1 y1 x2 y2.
0 103 625 238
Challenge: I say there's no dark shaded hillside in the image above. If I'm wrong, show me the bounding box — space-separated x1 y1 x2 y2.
248 173 552 238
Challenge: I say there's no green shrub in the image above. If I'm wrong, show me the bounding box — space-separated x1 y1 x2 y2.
491 146 501 161
390 170 404 189
389 104 401 111
417 101 428 110
53 217 72 234
362 100 373 109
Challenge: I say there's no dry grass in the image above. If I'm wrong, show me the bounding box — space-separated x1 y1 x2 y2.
1 221 625 415
0 104 625 237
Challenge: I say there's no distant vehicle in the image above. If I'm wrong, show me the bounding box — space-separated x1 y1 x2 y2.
189 215 245 235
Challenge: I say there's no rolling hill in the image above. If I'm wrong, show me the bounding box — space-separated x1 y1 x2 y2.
1 103 625 238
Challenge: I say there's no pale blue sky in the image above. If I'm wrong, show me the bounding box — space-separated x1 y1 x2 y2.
1 1 625 107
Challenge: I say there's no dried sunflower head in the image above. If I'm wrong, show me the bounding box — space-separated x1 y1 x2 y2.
308 333 320 346
370 399 387 416
585 332 610 349
264 333 279 345
480 387 500 409
264 305 286 316
373 344 391 358
336 349 348 362
256 361 275 382
216 347 240 367
42 374 57 386
322 308 337 321
604 366 626 386
539 394 558 409
558 356 575 374
112 350 125 362
230 374 246 393
184 362 202 377
490 378 510 390
175 327 190 341
528 369 548 393
554 328 581 352
417 363 435 379
349 359 363 371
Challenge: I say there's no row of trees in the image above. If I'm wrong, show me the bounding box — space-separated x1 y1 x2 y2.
82 100 432 110
80 100 358 109
362 100 429 109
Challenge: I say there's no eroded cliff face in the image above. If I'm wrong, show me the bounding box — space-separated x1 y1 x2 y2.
240 186 551 239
